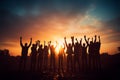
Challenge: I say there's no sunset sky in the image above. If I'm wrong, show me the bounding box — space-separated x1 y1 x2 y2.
0 0 120 56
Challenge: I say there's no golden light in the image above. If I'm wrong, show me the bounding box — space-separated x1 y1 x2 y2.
54 40 64 55
55 44 62 54
2 13 119 56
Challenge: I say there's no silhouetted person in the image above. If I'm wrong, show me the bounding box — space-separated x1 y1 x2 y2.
81 36 89 72
94 36 101 71
64 37 74 73
73 38 82 73
85 35 101 72
30 43 37 72
43 41 49 72
49 41 56 72
58 45 65 73
37 41 44 72
19 37 32 71
85 36 95 71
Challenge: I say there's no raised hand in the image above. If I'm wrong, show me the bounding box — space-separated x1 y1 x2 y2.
36 40 40 44
94 35 97 42
98 36 101 43
37 40 40 43
75 38 78 41
92 37 93 41
64 37 66 40
88 38 90 41
20 36 22 40
84 35 86 39
95 35 97 38
80 38 82 44
98 36 100 39
71 36 74 40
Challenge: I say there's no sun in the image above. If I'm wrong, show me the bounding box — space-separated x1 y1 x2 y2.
54 40 64 55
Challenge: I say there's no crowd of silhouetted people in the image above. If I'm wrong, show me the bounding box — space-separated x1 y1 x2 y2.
19 35 101 74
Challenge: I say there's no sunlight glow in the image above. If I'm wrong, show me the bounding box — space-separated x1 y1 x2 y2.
2 14 119 56
54 40 64 55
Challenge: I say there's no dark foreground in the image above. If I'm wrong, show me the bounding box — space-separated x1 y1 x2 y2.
0 53 120 80
0 69 120 80
0 66 120 80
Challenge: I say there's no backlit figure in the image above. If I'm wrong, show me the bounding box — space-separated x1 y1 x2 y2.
19 37 32 71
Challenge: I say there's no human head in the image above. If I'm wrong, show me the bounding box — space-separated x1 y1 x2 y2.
90 41 93 44
25 43 27 46
75 42 78 45
83 43 85 47
68 43 71 47
40 44 43 47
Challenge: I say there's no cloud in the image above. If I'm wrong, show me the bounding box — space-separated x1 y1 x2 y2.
0 0 120 55
0 9 31 41
105 17 120 32
0 0 93 41
99 17 120 43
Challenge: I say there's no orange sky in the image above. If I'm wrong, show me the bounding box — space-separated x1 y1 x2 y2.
0 14 120 56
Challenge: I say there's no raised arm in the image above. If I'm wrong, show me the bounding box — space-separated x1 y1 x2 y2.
84 35 89 45
71 36 74 47
87 38 90 46
75 38 79 43
44 41 46 48
94 35 97 43
87 38 90 43
48 41 51 48
55 41 58 48
20 36 23 47
98 36 101 43
91 37 93 42
37 40 40 46
64 37 68 47
28 38 32 47
79 38 82 46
